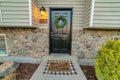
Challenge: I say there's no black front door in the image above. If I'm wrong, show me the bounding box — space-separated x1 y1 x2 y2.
49 8 72 55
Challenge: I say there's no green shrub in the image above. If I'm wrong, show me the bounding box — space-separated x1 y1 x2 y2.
95 40 120 80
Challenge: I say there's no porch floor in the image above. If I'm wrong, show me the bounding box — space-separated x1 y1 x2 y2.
30 55 87 80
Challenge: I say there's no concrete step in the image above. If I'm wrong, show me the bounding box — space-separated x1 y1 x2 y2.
30 55 87 80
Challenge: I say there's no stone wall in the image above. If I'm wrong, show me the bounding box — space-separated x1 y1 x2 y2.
0 28 49 58
0 28 118 59
72 29 118 59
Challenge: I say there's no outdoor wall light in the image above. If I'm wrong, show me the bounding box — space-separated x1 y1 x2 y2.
40 6 46 16
39 6 47 23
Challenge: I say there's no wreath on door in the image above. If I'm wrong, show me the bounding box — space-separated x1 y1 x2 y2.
54 16 67 28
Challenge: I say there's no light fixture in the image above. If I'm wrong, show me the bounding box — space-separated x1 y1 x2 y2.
40 6 46 16
39 6 47 23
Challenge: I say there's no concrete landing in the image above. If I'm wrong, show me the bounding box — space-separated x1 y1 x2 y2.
30 55 87 80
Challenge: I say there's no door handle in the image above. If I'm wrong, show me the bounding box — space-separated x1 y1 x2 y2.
51 32 54 35
51 32 53 34
51 35 53 37
51 32 54 37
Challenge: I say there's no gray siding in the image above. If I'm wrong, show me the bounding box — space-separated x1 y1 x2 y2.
0 0 39 27
93 0 120 28
0 6 2 25
0 0 30 26
83 0 91 27
38 0 84 28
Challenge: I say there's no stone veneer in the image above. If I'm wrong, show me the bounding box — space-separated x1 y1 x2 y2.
0 28 118 59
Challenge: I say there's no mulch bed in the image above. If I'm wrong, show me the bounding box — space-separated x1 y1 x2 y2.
15 63 39 80
0 63 98 80
80 65 98 80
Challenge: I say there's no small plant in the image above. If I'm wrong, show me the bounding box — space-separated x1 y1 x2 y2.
1 72 16 80
95 40 120 80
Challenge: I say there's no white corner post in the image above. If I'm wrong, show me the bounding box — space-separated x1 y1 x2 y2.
90 0 95 27
29 0 32 26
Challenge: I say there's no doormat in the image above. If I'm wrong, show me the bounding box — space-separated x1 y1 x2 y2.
48 61 71 72
43 60 77 75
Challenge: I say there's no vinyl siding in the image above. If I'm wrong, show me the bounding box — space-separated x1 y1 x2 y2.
0 0 39 27
37 0 84 28
0 0 30 26
83 0 91 27
32 0 39 27
93 0 120 28
0 5 2 25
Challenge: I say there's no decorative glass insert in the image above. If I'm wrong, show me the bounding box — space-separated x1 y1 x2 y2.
0 34 7 56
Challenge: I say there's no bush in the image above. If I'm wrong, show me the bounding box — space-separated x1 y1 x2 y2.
95 40 120 80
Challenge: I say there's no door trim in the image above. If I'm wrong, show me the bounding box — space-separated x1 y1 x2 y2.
49 8 73 55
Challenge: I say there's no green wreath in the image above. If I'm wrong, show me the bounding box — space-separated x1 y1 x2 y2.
54 16 67 28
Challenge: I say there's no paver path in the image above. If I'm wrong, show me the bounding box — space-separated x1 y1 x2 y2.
30 55 87 80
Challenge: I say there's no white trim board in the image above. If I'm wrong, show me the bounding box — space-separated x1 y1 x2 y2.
90 0 95 27
29 0 32 26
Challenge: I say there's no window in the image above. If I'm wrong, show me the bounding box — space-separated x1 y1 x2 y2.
0 34 8 56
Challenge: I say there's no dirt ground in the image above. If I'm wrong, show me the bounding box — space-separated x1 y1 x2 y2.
0 63 98 80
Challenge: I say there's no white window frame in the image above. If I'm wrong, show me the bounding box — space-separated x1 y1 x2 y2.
0 34 8 56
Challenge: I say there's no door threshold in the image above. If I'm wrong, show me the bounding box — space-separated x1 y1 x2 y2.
50 54 70 56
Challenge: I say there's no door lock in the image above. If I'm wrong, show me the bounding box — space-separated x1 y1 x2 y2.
51 32 54 37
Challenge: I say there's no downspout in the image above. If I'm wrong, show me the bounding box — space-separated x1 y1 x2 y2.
90 0 95 27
